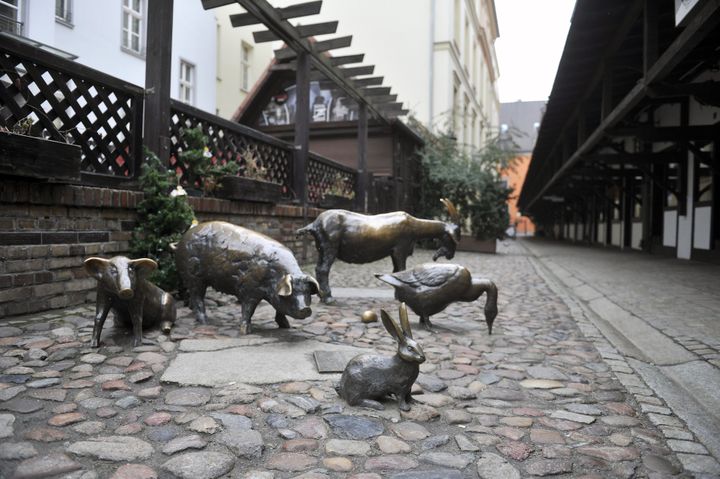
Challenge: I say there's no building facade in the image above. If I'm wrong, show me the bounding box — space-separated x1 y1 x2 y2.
2 0 217 112
214 0 500 149
500 100 545 237
519 0 720 261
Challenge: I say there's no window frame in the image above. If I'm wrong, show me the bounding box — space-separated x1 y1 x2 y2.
179 59 196 106
55 0 72 27
0 0 23 35
240 42 252 92
121 0 145 57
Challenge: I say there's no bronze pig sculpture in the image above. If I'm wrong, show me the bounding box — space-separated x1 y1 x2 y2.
84 256 176 348
297 199 461 303
336 303 425 411
174 221 320 334
376 263 498 333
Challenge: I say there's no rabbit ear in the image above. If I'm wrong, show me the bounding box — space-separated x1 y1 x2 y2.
399 303 412 339
380 309 404 343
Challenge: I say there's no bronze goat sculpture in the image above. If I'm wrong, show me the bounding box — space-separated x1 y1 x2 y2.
297 199 461 303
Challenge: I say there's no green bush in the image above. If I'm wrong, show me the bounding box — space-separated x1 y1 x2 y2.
415 127 516 241
129 149 195 292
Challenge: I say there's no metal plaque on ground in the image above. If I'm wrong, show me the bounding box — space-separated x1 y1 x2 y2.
313 350 360 373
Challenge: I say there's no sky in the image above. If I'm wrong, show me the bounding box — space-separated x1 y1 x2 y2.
495 0 577 103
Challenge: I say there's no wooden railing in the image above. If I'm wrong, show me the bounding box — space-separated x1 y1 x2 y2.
0 33 144 185
0 34 360 205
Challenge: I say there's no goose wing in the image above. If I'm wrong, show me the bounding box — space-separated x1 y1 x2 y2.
377 264 461 289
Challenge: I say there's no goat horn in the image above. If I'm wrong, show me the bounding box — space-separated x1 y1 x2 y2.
441 198 460 223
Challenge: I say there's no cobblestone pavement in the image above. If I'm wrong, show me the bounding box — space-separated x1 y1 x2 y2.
0 242 714 478
518 240 720 367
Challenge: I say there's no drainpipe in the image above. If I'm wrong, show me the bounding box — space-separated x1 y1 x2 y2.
429 0 435 128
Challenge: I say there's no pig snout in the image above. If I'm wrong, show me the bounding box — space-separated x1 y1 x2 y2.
297 307 312 319
160 321 173 334
117 269 135 299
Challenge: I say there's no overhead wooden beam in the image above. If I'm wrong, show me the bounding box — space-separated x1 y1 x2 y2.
339 65 374 77
376 102 404 111
274 35 353 61
386 109 409 117
607 125 719 141
230 0 323 27
202 0 236 10
330 54 364 66
524 0 720 211
352 76 383 87
236 0 390 123
366 94 397 103
314 35 353 53
584 151 678 164
253 21 338 43
361 87 391 96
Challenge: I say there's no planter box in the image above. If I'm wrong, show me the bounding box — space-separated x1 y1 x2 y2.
215 176 282 203
320 194 355 210
456 236 497 254
0 130 81 182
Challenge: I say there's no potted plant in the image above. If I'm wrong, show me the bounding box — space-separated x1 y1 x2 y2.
214 146 283 204
414 120 516 254
0 117 81 182
320 172 356 210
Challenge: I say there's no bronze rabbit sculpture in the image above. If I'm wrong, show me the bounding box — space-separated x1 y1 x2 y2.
336 303 425 411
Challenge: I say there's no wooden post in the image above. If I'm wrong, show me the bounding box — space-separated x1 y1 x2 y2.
601 65 613 121
293 51 310 260
643 0 659 76
356 102 368 212
144 0 174 164
293 51 310 206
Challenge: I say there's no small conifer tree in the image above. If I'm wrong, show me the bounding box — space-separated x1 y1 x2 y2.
130 150 195 292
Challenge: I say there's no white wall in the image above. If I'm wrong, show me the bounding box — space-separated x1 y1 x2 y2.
611 222 622 247
23 0 216 113
677 157 694 259
597 222 605 244
663 210 677 247
631 221 642 250
693 206 712 250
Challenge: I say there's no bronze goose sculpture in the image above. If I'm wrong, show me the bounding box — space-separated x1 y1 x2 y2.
376 263 498 333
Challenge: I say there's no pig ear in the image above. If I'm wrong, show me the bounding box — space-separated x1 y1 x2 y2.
130 258 158 276
84 257 110 280
306 275 320 295
277 274 293 297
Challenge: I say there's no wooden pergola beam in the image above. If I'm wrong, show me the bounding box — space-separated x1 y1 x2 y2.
253 21 338 43
339 65 374 77
228 0 322 27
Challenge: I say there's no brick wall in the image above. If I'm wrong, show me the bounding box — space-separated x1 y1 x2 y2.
0 180 320 318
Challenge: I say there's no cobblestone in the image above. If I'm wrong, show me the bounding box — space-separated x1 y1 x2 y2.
0 244 709 477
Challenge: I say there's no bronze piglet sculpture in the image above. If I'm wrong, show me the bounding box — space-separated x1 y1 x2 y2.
84 256 176 348
376 263 498 333
336 303 425 411
174 221 320 334
297 199 461 303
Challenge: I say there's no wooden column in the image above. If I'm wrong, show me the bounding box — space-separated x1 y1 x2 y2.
356 102 368 212
144 0 174 164
601 65 614 121
623 175 634 248
643 0 659 76
293 51 310 206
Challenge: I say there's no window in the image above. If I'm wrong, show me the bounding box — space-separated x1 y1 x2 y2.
179 60 195 105
122 0 143 55
55 0 72 25
241 43 252 92
0 0 22 35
